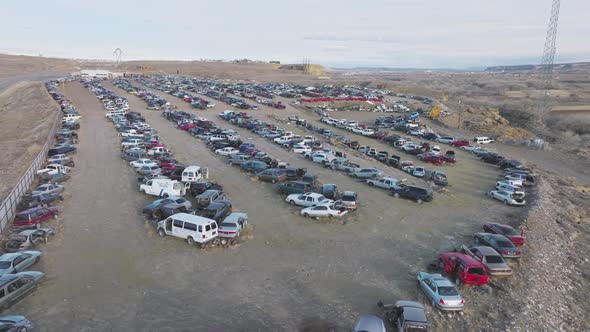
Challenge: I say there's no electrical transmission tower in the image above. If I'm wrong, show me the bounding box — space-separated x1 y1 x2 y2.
537 0 561 115
114 48 123 66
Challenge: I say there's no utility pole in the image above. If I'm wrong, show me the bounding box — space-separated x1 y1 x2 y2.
537 0 561 117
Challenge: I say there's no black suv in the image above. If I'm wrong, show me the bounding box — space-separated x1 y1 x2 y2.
391 185 433 203
198 200 232 222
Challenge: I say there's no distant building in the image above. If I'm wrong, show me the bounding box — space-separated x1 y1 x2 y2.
80 69 112 78
270 61 281 64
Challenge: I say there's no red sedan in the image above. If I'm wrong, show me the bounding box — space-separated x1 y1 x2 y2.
483 222 525 246
451 140 470 147
420 153 445 165
179 123 196 131
439 252 489 286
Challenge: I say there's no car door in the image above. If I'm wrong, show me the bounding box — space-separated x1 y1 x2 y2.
11 256 25 273
305 196 315 206
4 277 36 308
313 205 328 217
172 219 185 239
421 278 435 301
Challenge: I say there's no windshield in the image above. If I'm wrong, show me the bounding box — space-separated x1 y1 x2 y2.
0 262 11 269
497 240 514 248
486 255 504 264
341 195 355 202
502 227 520 235
221 222 236 228
438 286 458 296
14 214 30 221
467 267 486 275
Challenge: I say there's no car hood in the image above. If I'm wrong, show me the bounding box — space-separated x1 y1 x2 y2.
15 271 45 281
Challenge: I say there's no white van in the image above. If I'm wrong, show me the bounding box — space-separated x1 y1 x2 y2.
106 110 127 118
474 136 494 144
181 166 209 182
140 179 189 197
157 213 218 245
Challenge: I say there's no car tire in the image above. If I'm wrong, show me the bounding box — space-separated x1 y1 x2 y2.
503 199 508 205
163 193 169 198
368 182 374 187
394 193 400 198
187 237 195 245
158 229 165 237
303 213 309 218
289 200 295 205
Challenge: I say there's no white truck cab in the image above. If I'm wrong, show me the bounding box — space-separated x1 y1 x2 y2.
140 179 189 197
181 166 209 182
36 164 71 176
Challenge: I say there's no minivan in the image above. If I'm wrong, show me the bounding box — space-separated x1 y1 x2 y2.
157 213 218 245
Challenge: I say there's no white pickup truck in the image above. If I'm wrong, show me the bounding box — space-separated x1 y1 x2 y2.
36 164 71 176
140 179 189 197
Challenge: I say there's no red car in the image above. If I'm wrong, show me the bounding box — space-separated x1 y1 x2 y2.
147 141 165 149
483 222 525 246
443 151 456 163
421 153 445 165
179 123 196 131
158 162 176 172
13 207 58 227
371 132 386 140
439 252 488 286
183 97 193 102
451 140 470 147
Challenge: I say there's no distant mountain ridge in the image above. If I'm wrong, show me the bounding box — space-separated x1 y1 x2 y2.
485 62 590 72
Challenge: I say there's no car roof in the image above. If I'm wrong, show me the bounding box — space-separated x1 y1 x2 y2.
471 246 501 255
223 212 248 223
431 276 454 288
305 193 324 198
0 253 20 261
441 252 483 266
394 301 427 323
0 275 18 287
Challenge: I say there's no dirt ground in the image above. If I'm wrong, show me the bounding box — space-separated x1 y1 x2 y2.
0 81 60 199
6 80 524 331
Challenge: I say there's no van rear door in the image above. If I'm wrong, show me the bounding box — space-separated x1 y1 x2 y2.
203 221 218 240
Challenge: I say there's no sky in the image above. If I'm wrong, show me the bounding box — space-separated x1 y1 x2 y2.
1 0 589 69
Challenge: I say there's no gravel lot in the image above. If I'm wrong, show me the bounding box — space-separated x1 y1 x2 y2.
1 81 529 331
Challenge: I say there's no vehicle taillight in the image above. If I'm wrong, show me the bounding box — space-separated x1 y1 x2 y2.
501 251 509 255
515 251 521 255
460 299 464 304
202 235 206 238
439 299 445 304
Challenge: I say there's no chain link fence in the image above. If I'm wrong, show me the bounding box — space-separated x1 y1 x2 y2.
0 104 61 232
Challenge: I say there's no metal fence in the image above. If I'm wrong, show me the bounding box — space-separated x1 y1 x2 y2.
0 103 61 232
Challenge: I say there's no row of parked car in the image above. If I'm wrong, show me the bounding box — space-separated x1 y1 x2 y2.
353 220 527 332
122 77 363 220
87 79 249 247
0 80 82 330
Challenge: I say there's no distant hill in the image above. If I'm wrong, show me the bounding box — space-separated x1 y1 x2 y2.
485 64 535 72
485 62 590 72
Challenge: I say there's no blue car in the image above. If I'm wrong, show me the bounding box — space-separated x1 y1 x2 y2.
405 112 420 120
240 160 268 173
417 272 464 311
